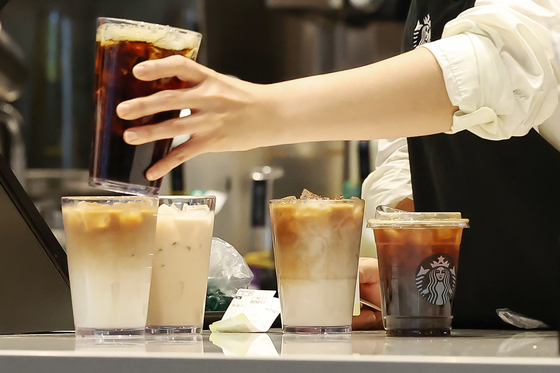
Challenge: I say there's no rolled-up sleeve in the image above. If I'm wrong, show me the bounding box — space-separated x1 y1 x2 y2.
421 0 560 140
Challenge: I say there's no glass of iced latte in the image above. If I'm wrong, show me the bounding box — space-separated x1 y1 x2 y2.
89 17 202 196
368 206 469 336
146 196 216 335
61 196 158 338
270 190 364 334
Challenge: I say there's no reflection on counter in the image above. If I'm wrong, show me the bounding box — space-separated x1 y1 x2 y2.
281 334 354 356
210 333 278 357
74 337 147 354
0 330 557 359
494 333 551 356
350 330 560 358
145 335 204 354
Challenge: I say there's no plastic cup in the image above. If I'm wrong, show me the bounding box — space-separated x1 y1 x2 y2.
146 196 216 336
269 191 364 334
367 205 469 336
61 196 158 338
89 17 202 196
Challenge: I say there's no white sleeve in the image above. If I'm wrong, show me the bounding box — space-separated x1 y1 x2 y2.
421 0 560 140
360 138 412 257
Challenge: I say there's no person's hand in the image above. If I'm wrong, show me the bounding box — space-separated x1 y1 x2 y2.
116 55 276 181
352 257 383 330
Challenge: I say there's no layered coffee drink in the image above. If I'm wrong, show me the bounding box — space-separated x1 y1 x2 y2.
368 206 469 336
270 190 364 333
90 18 202 195
61 196 158 337
146 196 215 335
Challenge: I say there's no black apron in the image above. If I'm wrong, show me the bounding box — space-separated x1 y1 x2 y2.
403 0 560 329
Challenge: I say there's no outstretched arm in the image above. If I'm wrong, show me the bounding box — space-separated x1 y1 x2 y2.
117 47 455 180
117 1 560 181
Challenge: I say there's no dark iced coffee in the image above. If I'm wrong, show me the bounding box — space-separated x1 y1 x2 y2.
90 18 202 195
368 206 469 336
270 190 364 334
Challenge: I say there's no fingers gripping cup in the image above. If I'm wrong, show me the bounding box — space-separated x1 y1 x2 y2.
146 196 216 335
61 196 159 338
270 190 364 334
89 18 202 196
367 206 469 336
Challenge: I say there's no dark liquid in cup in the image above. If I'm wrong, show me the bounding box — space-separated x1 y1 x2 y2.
90 37 196 193
374 227 463 336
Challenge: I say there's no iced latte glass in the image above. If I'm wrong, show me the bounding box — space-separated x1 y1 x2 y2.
89 17 202 196
146 196 216 335
368 206 469 336
61 196 158 337
270 190 364 334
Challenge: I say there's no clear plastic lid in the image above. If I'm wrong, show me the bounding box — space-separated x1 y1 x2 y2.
367 205 469 228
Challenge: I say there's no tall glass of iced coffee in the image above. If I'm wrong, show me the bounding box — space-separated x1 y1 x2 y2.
270 190 364 334
146 196 216 335
368 206 469 336
89 18 202 196
61 196 158 337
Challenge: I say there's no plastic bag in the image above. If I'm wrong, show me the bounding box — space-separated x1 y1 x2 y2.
208 237 254 297
496 308 549 329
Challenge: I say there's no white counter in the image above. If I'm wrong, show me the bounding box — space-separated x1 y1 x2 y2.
0 329 558 373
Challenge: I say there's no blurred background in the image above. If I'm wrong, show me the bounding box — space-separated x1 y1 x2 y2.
0 0 410 259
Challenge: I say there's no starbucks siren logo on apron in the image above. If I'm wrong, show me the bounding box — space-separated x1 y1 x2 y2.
413 14 432 47
416 253 457 305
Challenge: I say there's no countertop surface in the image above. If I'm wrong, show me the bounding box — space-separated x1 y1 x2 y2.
0 329 559 372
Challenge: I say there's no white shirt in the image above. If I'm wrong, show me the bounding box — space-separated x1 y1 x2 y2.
360 0 560 255
360 138 413 256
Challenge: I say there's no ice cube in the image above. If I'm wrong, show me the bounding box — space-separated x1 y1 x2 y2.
62 208 82 229
276 196 297 205
155 214 181 249
385 228 400 240
411 228 435 247
181 204 210 216
76 200 93 210
82 210 112 231
182 204 210 212
301 200 332 218
148 45 163 60
435 227 460 244
158 204 180 215
300 189 328 200
119 205 144 226
281 196 297 201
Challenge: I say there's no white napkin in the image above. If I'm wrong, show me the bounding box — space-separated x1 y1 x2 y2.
210 289 280 333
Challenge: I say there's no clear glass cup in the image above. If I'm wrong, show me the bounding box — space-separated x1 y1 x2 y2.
146 196 216 335
61 196 158 338
368 206 469 336
269 191 365 333
89 17 202 196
